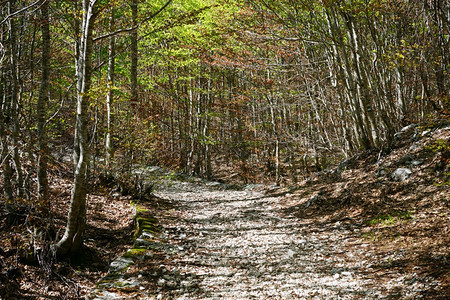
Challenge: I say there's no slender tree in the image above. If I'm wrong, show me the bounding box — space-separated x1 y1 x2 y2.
37 0 50 214
130 0 138 104
55 0 98 256
105 7 116 170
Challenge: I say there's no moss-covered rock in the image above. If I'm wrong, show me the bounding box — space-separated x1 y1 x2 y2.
123 248 147 258
108 256 134 273
133 206 160 240
93 200 165 299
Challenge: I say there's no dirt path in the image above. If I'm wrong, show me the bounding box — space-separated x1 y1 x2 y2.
93 175 445 299
150 181 388 299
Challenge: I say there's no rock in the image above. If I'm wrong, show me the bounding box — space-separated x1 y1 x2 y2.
135 238 152 248
375 168 388 177
410 160 423 166
141 231 154 239
305 194 323 208
109 257 133 272
157 278 166 286
421 130 431 137
244 183 264 191
92 291 122 300
163 275 172 281
394 124 417 139
287 249 295 258
391 168 412 181
409 143 421 151
166 280 178 289
398 154 413 165
401 124 417 132
116 277 140 289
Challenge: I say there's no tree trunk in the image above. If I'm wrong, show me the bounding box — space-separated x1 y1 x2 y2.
37 0 50 214
55 0 97 256
105 8 116 171
131 0 138 104
7 0 24 199
0 8 13 206
123 0 138 171
326 7 371 150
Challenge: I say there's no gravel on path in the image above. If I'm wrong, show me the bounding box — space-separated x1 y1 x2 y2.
151 182 386 299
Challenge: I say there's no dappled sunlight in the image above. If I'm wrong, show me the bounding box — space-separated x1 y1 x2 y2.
141 183 400 299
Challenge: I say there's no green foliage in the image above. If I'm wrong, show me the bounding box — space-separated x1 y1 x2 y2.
367 210 413 226
425 139 450 153
162 171 178 181
433 180 450 187
199 135 219 146
139 0 239 81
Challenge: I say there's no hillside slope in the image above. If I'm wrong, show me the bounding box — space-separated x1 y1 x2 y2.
274 123 449 298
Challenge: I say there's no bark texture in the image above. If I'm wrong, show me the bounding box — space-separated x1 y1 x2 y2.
55 0 97 256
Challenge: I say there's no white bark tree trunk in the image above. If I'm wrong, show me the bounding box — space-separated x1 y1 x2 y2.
55 0 97 256
105 8 116 170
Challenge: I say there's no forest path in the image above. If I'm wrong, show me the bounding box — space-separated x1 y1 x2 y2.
148 180 382 299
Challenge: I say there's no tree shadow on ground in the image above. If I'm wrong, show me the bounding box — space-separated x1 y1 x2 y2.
277 148 449 298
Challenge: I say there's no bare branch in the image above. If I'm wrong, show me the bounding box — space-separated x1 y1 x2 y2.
0 0 45 26
93 0 173 42
43 83 74 132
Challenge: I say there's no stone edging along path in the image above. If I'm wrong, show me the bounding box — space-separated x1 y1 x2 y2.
91 194 169 299
92 174 442 299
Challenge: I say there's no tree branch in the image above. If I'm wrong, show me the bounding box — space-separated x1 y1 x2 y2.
93 0 173 42
0 0 45 26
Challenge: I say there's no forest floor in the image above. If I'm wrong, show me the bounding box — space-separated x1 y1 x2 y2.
1 124 449 299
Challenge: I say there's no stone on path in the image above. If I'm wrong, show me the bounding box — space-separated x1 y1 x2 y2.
391 168 412 181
